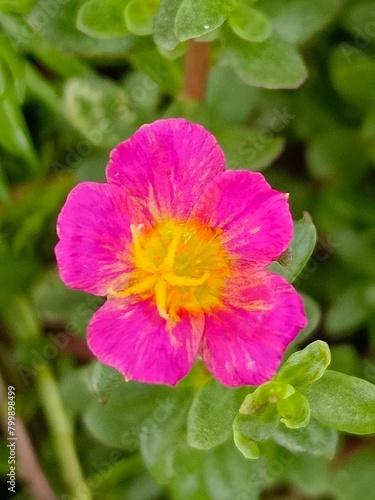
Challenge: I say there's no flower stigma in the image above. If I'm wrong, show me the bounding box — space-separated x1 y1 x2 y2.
111 220 231 322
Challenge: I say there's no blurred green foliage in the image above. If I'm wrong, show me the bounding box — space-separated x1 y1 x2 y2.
1 0 375 499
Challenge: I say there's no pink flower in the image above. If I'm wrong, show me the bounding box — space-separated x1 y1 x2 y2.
55 119 306 387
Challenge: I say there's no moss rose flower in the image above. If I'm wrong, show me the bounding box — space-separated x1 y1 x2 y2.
55 118 306 386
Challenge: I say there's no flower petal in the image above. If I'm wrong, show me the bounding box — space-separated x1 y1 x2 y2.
200 272 307 387
88 298 204 385
55 182 133 295
193 170 293 266
106 119 225 220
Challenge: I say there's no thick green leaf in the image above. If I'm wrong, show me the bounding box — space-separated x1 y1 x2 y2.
153 0 183 50
277 341 331 389
0 0 35 13
90 362 123 402
223 33 307 89
28 0 150 57
125 0 158 36
325 284 375 338
63 75 136 148
341 1 375 47
0 60 38 170
84 382 173 450
329 345 363 379
234 404 279 442
139 389 192 483
233 430 259 459
268 213 317 283
332 447 375 500
32 269 102 336
0 33 26 102
215 126 284 171
76 0 129 39
278 392 310 429
0 250 40 301
175 0 235 41
240 382 294 412
330 48 375 110
305 370 375 434
258 0 341 45
203 441 263 498
306 127 368 183
129 49 184 94
206 65 259 126
229 5 271 43
273 419 338 458
292 294 321 345
60 366 95 414
187 380 244 450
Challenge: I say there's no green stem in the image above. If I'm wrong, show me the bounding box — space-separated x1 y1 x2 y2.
36 364 91 499
3 296 92 499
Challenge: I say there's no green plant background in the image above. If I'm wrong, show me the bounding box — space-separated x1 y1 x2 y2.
1 0 375 499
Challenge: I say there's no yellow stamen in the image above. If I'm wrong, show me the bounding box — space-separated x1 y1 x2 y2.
154 278 169 319
130 224 157 273
164 272 209 287
112 219 231 321
111 275 157 298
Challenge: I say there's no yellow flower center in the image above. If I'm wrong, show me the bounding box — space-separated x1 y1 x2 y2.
113 219 231 321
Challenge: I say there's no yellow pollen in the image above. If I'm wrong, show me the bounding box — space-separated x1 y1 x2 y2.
111 219 232 321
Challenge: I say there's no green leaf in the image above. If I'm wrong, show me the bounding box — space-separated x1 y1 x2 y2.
129 49 184 94
206 65 259 126
325 284 375 338
76 0 129 39
0 60 38 170
330 48 375 110
215 126 284 171
0 250 40 301
223 33 307 89
258 0 341 45
125 0 158 36
329 345 363 378
63 75 136 148
90 362 123 402
273 419 338 458
187 380 243 450
240 382 295 412
175 0 235 41
306 127 368 183
84 382 173 450
268 213 317 283
60 366 95 414
233 430 259 459
305 370 375 434
276 341 331 389
229 5 271 43
341 1 375 47
0 32 26 102
332 447 375 500
204 441 263 498
153 0 183 50
32 269 102 337
292 294 321 345
234 404 279 442
139 389 192 483
0 0 35 14
28 0 150 58
278 392 310 429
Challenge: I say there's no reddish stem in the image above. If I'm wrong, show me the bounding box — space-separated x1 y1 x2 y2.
183 40 211 101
